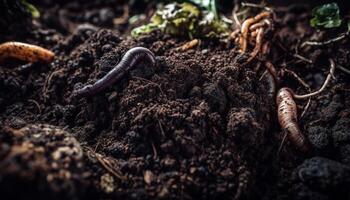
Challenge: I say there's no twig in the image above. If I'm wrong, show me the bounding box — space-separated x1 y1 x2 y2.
157 119 165 137
258 70 268 81
274 39 313 64
301 33 349 48
283 69 311 91
293 59 336 99
232 1 242 28
293 54 313 64
283 68 312 119
151 141 157 159
241 2 273 12
27 99 41 114
300 98 311 119
43 68 65 100
132 76 166 98
277 131 288 155
337 65 350 75
86 147 127 180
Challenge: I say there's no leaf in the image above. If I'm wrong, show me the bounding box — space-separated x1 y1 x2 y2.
131 2 228 39
132 2 200 38
21 0 40 18
310 3 341 29
187 0 218 19
198 12 229 38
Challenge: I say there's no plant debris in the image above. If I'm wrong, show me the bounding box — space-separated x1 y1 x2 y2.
132 2 229 38
310 3 342 29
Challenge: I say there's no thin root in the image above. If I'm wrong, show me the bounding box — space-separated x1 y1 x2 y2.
293 59 336 99
337 65 350 75
283 68 312 118
241 2 274 13
27 99 41 114
301 33 348 48
87 149 127 181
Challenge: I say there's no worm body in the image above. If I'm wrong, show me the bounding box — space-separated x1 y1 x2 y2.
73 47 156 98
265 70 276 98
240 11 271 52
276 87 310 152
0 42 55 64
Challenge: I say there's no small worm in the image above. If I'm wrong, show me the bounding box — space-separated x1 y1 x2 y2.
240 11 271 52
276 87 310 152
73 47 156 98
0 42 55 64
249 19 272 31
249 27 264 61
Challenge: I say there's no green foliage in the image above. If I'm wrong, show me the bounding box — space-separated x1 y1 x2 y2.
187 0 218 19
21 0 40 18
132 2 228 39
310 3 341 29
132 3 200 38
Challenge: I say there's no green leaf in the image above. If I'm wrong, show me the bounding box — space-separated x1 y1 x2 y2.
21 0 40 18
131 2 228 39
132 2 200 38
310 3 341 29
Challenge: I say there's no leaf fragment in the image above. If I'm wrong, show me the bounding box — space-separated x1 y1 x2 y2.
310 3 341 29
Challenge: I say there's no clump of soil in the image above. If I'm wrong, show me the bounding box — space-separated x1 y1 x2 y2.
1 1 350 199
0 124 92 199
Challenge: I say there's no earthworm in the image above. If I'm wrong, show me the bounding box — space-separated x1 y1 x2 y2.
263 61 278 98
73 47 156 98
276 87 310 152
240 11 271 52
249 19 272 31
249 27 264 60
0 42 54 64
264 70 276 98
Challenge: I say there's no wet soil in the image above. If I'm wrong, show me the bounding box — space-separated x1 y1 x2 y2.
1 1 350 200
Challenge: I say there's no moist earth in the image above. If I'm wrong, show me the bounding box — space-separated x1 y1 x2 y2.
0 1 350 199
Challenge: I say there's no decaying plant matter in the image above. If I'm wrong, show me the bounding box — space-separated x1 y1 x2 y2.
0 42 54 64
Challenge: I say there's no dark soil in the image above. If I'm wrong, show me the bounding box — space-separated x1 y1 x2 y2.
1 1 350 200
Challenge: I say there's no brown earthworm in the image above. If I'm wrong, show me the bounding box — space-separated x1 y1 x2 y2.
73 47 156 98
276 87 310 152
0 42 55 64
240 11 271 52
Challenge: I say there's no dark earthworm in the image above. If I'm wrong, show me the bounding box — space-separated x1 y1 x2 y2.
276 87 310 152
73 47 156 98
0 42 55 64
261 61 277 98
264 70 276 98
